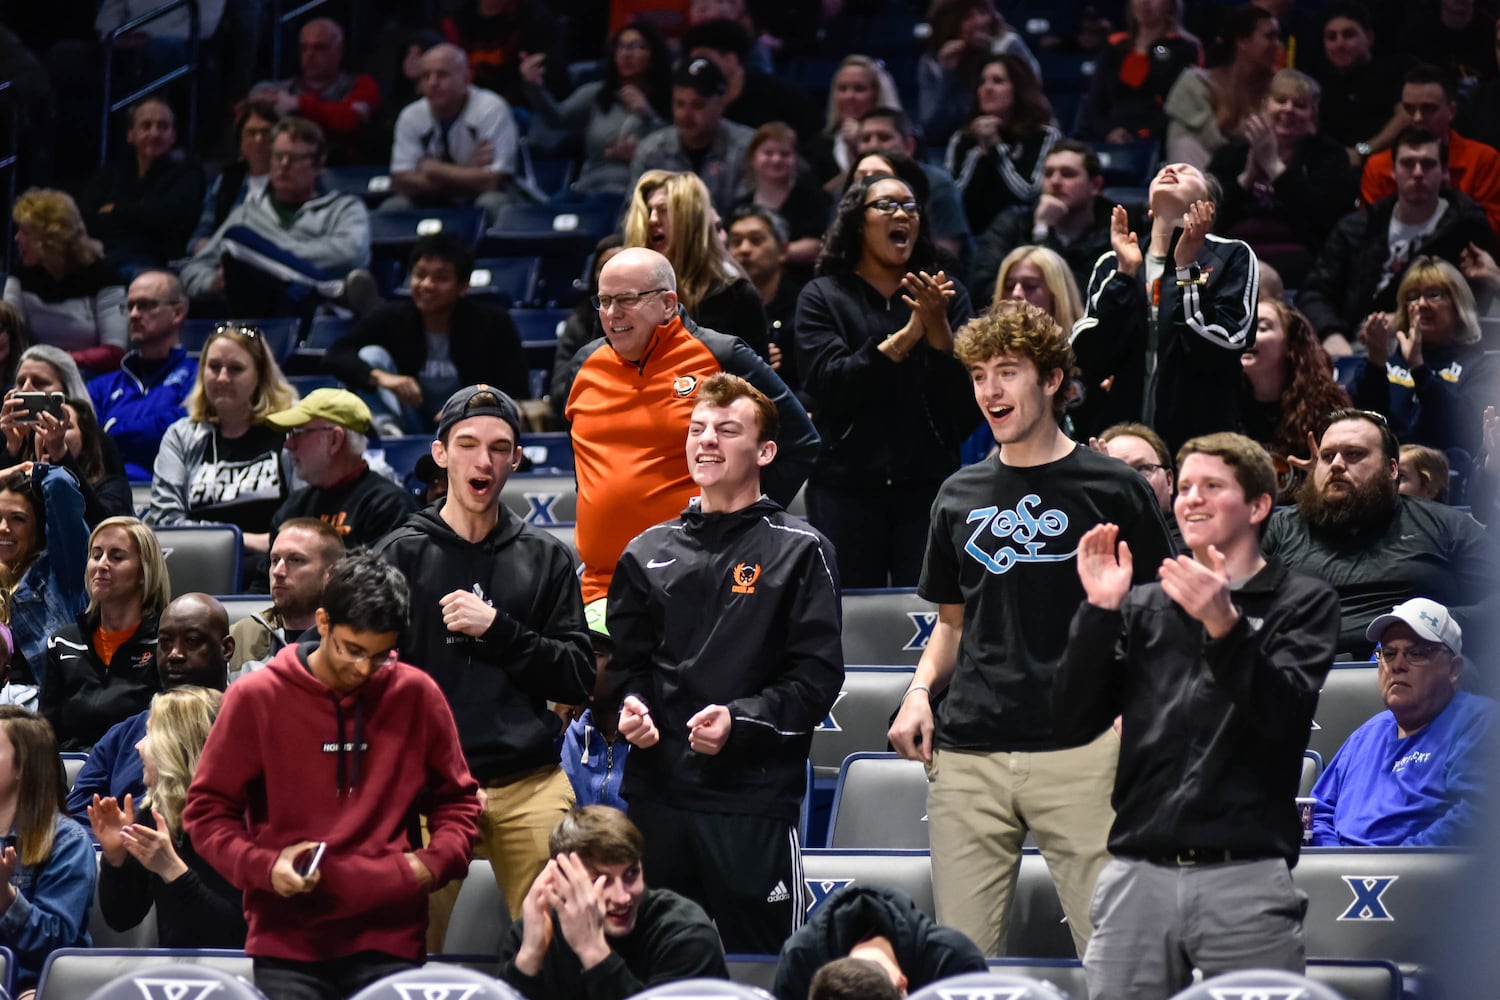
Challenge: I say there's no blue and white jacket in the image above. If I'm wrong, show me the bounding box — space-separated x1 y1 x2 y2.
88 347 199 480
7 465 90 693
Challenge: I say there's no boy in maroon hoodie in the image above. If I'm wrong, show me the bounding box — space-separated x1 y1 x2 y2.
184 553 480 999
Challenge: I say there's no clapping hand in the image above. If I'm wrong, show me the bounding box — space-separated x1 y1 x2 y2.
1159 548 1238 637
88 793 136 866
1076 523 1133 610
122 822 188 881
1110 205 1142 276
1359 311 1393 367
1173 200 1214 269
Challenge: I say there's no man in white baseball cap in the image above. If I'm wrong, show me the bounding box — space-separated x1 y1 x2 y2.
1310 597 1496 846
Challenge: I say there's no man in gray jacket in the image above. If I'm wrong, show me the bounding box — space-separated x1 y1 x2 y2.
180 116 374 317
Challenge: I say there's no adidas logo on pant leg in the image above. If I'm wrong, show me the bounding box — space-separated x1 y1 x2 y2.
766 880 790 903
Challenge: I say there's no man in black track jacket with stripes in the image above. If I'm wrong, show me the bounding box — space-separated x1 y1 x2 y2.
605 373 843 956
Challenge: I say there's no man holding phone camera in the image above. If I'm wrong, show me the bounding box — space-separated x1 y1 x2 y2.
185 553 480 999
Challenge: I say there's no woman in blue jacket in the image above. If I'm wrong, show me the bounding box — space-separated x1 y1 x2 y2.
0 705 97 992
0 464 90 708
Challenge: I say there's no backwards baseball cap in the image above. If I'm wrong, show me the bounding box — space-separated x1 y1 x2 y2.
436 384 523 441
1366 597 1462 655
674 57 727 98
266 388 373 434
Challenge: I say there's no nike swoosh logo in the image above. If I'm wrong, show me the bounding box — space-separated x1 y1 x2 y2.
646 559 676 569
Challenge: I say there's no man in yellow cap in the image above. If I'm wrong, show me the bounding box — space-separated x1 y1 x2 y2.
266 387 419 548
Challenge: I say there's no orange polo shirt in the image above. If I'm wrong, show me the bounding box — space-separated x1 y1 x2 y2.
1360 130 1500 232
566 315 724 603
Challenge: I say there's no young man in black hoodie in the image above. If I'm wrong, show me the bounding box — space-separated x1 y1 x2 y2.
1054 432 1340 998
373 385 593 936
607 372 843 954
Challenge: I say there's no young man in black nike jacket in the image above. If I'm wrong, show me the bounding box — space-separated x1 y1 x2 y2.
605 372 844 955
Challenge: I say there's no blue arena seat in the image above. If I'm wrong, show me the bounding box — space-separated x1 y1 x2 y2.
1294 847 1469 976
1091 140 1161 188
909 971 1068 999
500 472 577 526
215 594 271 627
725 954 778 991
321 166 395 204
826 752 928 848
437 859 510 958
37 950 253 1000
153 525 243 598
1301 748 1324 797
632 979 775 999
510 308 571 345
350 966 523 1000
839 589 938 666
810 667 913 785
1005 850 1075 959
1306 959 1402 1000
304 314 353 351
1170 968 1346 1000
370 436 433 482
1309 666 1384 765
801 849 933 920
520 432 575 472
61 752 88 791
461 258 539 308
985 959 1089 998
369 207 487 249
181 317 300 364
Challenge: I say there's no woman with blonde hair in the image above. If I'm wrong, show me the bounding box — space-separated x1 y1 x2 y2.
2 189 127 375
1355 256 1496 457
90 685 246 948
993 245 1083 332
623 171 769 359
804 55 902 186
146 323 296 559
40 516 169 751
0 705 96 995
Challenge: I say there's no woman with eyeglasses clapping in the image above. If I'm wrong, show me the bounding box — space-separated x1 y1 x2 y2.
795 174 977 588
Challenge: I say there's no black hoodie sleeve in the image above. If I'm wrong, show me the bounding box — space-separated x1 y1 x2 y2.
480 536 595 705
711 333 820 509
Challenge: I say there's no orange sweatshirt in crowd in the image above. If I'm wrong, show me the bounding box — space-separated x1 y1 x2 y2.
565 313 819 603
1361 130 1500 233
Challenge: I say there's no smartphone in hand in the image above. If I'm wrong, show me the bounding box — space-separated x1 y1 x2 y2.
14 392 65 425
297 842 327 878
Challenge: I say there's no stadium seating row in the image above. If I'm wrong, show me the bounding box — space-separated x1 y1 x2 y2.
52 844 1455 998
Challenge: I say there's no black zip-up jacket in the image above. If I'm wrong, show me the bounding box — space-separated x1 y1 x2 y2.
373 505 593 782
1072 227 1259 450
40 611 160 752
1054 559 1339 863
1296 191 1497 339
772 885 986 1000
795 272 977 491
1261 496 1499 660
606 496 843 823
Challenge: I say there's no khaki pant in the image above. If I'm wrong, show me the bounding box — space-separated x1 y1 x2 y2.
927 728 1118 957
426 765 576 952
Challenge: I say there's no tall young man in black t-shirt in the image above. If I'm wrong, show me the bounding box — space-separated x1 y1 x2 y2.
889 301 1172 958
